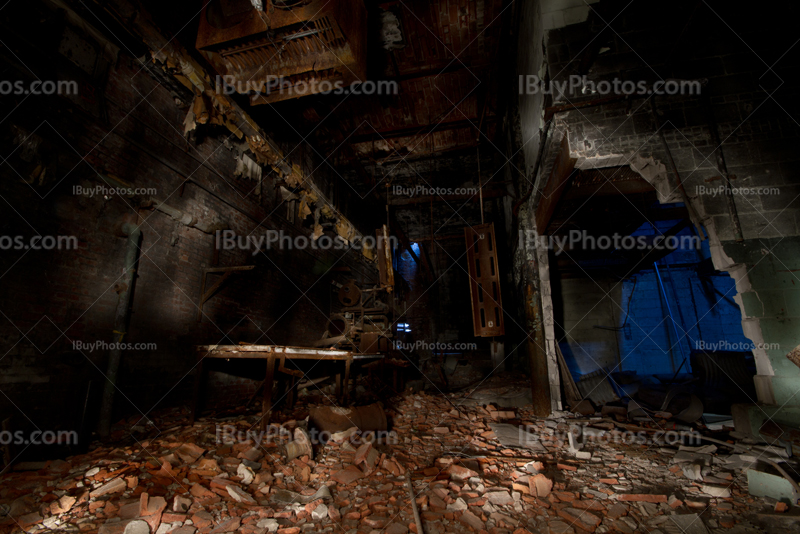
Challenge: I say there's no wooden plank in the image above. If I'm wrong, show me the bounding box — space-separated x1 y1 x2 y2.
464 223 505 337
190 351 204 425
535 134 577 234
555 343 582 405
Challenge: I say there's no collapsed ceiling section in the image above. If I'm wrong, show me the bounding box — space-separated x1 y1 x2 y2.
197 0 367 105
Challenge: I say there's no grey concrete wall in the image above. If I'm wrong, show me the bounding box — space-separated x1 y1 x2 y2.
533 2 800 408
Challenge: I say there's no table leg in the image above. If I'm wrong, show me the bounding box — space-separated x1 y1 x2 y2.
262 355 276 432
288 376 296 408
335 373 342 401
191 351 204 424
343 356 352 404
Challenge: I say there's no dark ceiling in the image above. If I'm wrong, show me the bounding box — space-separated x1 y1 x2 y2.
139 0 512 193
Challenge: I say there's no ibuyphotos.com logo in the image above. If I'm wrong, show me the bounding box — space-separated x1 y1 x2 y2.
216 76 398 98
519 75 702 97
0 79 78 96
216 230 397 255
518 229 701 255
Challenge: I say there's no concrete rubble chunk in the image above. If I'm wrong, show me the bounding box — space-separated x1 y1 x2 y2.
257 518 280 532
237 462 255 484
682 463 703 480
311 503 329 520
226 484 257 504
530 473 553 498
173 495 192 513
90 477 127 498
447 497 468 511
486 490 513 506
701 484 731 498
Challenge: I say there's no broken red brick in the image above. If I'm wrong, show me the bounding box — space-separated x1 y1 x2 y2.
617 494 667 503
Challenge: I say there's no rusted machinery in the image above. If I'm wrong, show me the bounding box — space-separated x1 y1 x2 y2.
196 0 367 104
315 279 393 354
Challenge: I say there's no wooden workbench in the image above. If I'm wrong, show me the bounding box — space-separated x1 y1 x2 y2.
193 345 384 430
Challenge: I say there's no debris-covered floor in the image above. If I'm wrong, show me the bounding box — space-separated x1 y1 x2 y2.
2 381 799 534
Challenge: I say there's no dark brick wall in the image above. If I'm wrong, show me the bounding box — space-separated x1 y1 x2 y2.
0 44 380 431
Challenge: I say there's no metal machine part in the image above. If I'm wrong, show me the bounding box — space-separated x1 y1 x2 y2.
338 280 362 306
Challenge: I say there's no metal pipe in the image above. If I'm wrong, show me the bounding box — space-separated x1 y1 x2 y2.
650 98 705 240
654 261 684 374
663 261 691 343
97 222 142 437
704 93 744 242
512 119 552 218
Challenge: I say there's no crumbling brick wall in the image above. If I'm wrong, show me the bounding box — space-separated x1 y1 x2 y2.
0 51 380 429
535 2 800 405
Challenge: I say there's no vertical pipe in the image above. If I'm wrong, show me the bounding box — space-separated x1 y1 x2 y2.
98 222 142 437
704 94 744 242
651 101 705 239
664 261 692 347
654 262 685 375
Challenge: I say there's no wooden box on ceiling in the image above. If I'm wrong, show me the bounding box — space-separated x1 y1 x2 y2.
197 0 367 104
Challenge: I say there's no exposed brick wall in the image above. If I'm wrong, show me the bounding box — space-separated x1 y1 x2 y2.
0 42 380 430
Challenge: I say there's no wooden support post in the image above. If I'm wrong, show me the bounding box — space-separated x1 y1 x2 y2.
526 281 552 417
191 351 204 424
